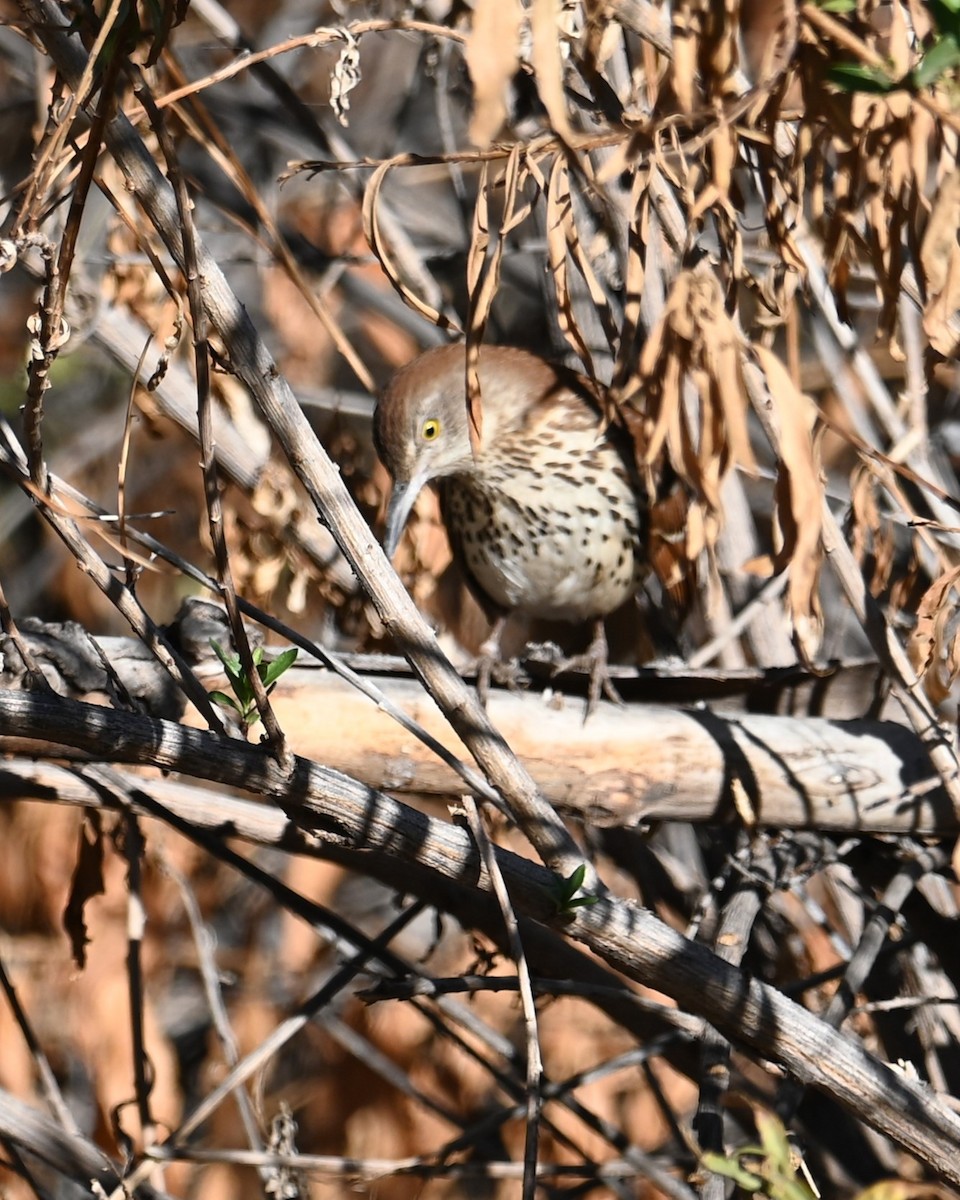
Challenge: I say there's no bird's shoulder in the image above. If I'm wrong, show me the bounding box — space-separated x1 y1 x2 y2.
490 355 604 437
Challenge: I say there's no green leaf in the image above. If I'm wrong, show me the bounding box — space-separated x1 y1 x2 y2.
756 1111 794 1174
700 1113 819 1200
700 1151 763 1190
209 690 241 715
211 640 243 684
910 33 960 88
542 862 597 918
827 62 897 93
818 0 856 11
261 647 298 688
932 0 960 34
562 862 587 899
210 639 232 668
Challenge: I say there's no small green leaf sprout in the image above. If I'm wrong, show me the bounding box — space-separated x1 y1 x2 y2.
208 641 298 729
543 863 599 920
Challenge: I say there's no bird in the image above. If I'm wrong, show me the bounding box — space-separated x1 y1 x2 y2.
373 343 648 712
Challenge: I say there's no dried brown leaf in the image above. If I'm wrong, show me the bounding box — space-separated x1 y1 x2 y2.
633 268 754 480
501 146 540 233
647 486 697 612
921 167 960 356
618 266 761 612
466 149 531 447
703 324 755 476
546 156 595 373
671 2 699 113
908 564 960 704
849 465 896 597
464 0 523 148
742 553 775 577
62 811 105 970
362 158 461 333
530 0 577 145
563 222 619 355
887 0 914 77
924 242 960 357
707 125 738 217
465 158 492 450
611 172 649 395
466 161 491 303
909 107 934 204
753 345 824 663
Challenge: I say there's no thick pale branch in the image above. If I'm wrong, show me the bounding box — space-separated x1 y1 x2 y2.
7 639 945 833
266 669 948 834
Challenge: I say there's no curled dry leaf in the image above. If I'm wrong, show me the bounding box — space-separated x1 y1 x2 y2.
465 161 493 451
671 2 699 114
921 167 960 357
752 344 824 664
610 170 650 393
558 191 620 355
691 2 742 220
62 811 105 970
464 0 523 149
907 564 960 706
812 51 936 340
622 268 755 555
849 464 896 598
647 485 697 614
611 266 759 617
529 0 577 146
465 148 532 448
362 158 462 334
329 29 361 128
546 155 597 375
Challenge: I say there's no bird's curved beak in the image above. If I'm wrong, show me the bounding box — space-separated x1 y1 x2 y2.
383 475 427 559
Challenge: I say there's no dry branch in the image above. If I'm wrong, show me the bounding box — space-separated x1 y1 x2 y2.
3 616 944 834
263 667 949 835
0 689 959 1182
0 1090 138 1196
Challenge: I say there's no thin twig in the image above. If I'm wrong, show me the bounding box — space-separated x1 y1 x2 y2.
133 72 288 759
462 794 542 1200
0 954 81 1136
160 860 265 1162
120 810 165 1189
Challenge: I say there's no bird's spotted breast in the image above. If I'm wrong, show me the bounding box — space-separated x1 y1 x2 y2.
442 431 644 622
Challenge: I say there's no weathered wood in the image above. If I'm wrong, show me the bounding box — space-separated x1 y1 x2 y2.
267 667 949 835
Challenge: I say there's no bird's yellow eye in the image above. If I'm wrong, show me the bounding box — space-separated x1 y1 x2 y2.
421 417 441 442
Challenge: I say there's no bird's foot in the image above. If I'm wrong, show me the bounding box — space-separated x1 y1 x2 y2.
553 620 622 719
473 617 524 708
474 652 525 707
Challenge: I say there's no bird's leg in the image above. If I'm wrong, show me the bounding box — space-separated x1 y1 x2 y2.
474 615 527 707
554 618 623 717
474 615 506 708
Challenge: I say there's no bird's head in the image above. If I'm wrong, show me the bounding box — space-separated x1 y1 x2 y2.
374 345 478 558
